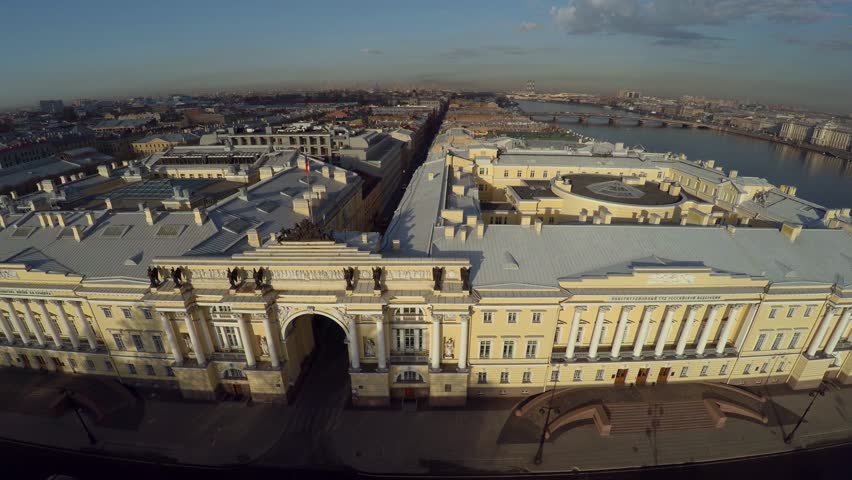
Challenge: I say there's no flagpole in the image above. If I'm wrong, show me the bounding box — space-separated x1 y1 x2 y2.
305 157 312 221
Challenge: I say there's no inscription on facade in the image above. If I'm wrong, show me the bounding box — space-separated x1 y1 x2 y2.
609 294 723 303
271 269 341 281
386 270 428 280
0 288 56 297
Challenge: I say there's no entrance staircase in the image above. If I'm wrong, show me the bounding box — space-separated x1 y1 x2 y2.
607 400 717 434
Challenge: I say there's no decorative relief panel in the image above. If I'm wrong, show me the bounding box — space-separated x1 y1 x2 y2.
271 269 341 281
189 269 225 280
647 273 696 285
386 270 429 280
0 269 20 280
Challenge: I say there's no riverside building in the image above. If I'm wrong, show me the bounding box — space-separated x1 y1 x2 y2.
1 133 852 407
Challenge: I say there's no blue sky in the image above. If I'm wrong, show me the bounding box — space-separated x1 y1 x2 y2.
2 0 851 111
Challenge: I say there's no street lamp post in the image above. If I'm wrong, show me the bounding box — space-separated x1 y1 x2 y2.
784 381 828 444
63 388 97 445
533 365 561 465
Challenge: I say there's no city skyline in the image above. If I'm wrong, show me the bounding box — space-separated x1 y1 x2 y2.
2 0 852 112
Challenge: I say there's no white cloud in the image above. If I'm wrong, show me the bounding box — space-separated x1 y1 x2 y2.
359 48 384 55
519 21 540 32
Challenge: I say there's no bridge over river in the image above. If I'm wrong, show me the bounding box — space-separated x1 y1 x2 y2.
529 111 712 129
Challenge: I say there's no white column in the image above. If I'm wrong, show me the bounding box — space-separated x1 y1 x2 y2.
610 305 633 358
260 313 280 368
183 313 206 366
195 308 215 356
733 304 758 351
36 300 62 348
21 301 46 346
0 301 15 343
347 316 360 371
53 301 80 350
654 304 682 357
430 316 441 371
237 315 256 368
376 317 387 370
160 313 183 366
675 305 702 357
824 309 852 356
588 306 610 359
808 307 839 357
73 302 98 351
566 306 586 360
633 305 657 358
458 314 469 370
696 305 724 356
3 300 30 345
716 304 745 354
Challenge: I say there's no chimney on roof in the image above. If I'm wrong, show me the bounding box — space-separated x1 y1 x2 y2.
729 170 738 178
193 207 207 225
37 213 47 227
706 160 715 168
247 228 262 248
10 191 17 200
143 207 155 226
361 232 369 243
44 213 55 228
55 213 66 227
787 186 797 197
104 198 113 210
238 187 249 201
534 218 543 234
459 226 468 242
476 221 485 238
0 214 6 229
392 239 401 251
781 222 802 242
71 225 83 242
84 212 95 226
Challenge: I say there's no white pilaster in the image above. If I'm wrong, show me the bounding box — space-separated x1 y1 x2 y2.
808 307 839 357
824 309 851 356
430 316 441 371
716 304 745 354
347 316 360 371
261 313 280 368
632 306 656 358
73 302 98 351
376 317 387 371
237 315 256 368
21 301 46 346
0 300 16 343
654 304 682 357
36 300 62 348
733 304 758 351
458 314 469 370
52 301 79 350
160 313 183 366
675 305 702 357
3 300 30 345
611 305 633 358
695 304 724 356
566 306 586 360
195 308 215 356
183 313 206 366
588 306 610 359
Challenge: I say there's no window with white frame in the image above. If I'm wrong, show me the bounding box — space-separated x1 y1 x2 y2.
576 325 585 344
786 307 797 318
215 325 242 351
554 326 562 343
145 364 156 376
152 335 165 353
85 360 95 371
804 306 814 317
595 369 604 381
680 367 689 377
743 363 752 374
522 371 531 383
776 360 786 372
112 333 126 350
131 334 145 352
483 312 493 324
525 340 538 359
700 365 709 377
502 340 514 359
500 371 509 384
573 369 582 381
479 340 491 359
550 369 559 382
101 307 113 318
121 308 132 319
768 307 779 319
126 363 137 375
398 306 421 316
393 328 424 352
507 312 518 324
753 333 767 351
771 332 784 350
49 315 61 336
788 331 802 349
720 364 728 375
477 371 487 383
531 312 542 324
142 309 153 320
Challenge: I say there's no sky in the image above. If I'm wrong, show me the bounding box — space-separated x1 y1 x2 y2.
1 0 851 112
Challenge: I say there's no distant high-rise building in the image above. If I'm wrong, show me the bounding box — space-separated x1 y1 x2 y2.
810 123 852 151
525 80 536 94
39 99 64 114
779 121 814 143
617 89 641 100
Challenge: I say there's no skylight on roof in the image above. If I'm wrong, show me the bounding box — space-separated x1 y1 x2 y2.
256 200 279 214
10 227 35 238
223 218 252 234
101 225 130 238
156 224 186 238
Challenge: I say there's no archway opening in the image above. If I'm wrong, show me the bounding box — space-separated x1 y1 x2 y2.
283 313 351 406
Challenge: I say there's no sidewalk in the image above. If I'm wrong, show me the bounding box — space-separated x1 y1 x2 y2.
2 366 852 474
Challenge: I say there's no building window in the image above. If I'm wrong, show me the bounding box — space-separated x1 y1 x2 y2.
166 366 175 377
503 170 509 178
121 308 132 319
101 307 113 318
760 362 769 373
525 340 538 359
502 340 514 359
700 365 709 377
477 372 487 384
85 360 96 371
786 307 797 318
753 333 767 351
507 312 518 324
35 355 46 367
522 371 532 383
216 326 242 350
112 333 126 351
553 326 562 343
479 340 491 359
595 369 604 381
771 333 784 350
145 364 156 376
680 367 689 378
776 361 786 372
542 170 548 178
516 170 522 177
500 372 509 384
105 361 114 372
573 369 582 382
131 334 145 352
483 312 493 324
152 335 165 353
444 384 452 392
804 306 814 317
788 332 802 349
127 363 137 375
142 309 153 320
68 358 77 370
743 363 752 374
768 307 779 319
576 326 585 344
550 370 560 382
479 168 486 175
531 312 542 324
720 364 728 375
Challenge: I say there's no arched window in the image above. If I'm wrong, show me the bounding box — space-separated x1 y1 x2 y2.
222 368 247 380
395 371 424 383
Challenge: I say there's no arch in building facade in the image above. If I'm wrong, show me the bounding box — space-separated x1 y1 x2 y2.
276 305 351 343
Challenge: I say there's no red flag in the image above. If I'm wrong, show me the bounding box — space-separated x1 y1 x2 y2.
305 159 310 178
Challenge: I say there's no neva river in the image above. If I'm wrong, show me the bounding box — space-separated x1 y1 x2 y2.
517 100 852 208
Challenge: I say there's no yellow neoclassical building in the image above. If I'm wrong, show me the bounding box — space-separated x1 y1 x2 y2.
1 132 852 407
